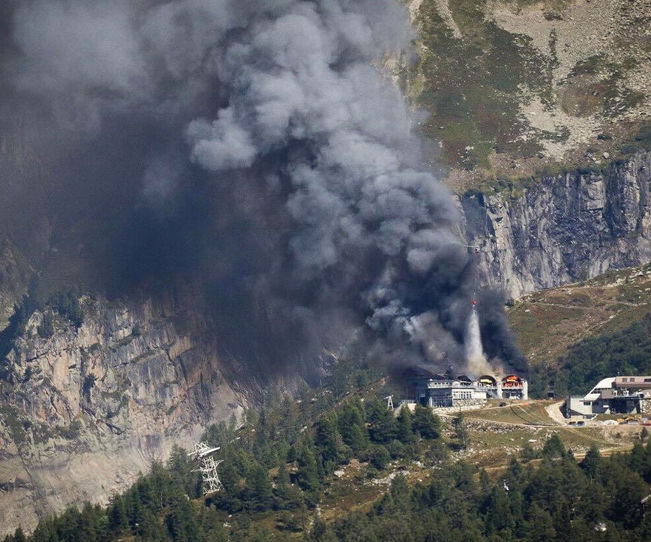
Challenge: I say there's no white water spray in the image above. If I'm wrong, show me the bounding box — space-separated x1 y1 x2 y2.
465 308 491 376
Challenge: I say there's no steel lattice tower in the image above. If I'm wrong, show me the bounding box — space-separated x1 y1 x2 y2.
188 442 224 495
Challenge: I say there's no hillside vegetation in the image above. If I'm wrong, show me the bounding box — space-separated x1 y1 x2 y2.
408 0 651 189
536 314 651 398
509 264 651 396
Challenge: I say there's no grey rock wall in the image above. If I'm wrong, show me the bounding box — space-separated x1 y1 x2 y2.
461 152 651 298
0 284 247 534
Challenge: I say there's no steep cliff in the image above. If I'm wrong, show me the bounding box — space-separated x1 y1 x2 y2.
462 151 651 298
0 283 247 534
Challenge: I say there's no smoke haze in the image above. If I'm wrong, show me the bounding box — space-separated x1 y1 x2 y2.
0 0 527 378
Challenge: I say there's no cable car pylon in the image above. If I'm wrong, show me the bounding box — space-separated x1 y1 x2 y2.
188 442 224 495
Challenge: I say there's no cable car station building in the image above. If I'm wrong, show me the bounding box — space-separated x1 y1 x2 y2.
565 376 651 417
407 369 529 408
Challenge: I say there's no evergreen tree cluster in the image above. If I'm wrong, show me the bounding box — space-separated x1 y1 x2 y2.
314 440 651 542
1 290 84 380
207 398 442 512
48 291 84 330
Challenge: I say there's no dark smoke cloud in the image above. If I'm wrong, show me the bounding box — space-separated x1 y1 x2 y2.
0 0 526 378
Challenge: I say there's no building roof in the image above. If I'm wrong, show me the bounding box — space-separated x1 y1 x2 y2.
588 377 616 394
585 377 651 400
582 378 616 401
614 376 651 388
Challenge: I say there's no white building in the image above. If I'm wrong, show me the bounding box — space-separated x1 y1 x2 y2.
408 370 528 408
566 376 651 417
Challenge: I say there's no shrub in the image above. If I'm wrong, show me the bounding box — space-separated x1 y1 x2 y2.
621 143 640 155
385 439 405 459
369 445 391 470
412 405 441 439
635 123 651 142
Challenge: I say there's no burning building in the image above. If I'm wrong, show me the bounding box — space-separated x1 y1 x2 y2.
407 369 528 408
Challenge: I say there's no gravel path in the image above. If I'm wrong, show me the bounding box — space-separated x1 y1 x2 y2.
545 401 569 425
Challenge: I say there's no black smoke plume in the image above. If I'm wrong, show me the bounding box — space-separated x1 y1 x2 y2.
0 0 527 378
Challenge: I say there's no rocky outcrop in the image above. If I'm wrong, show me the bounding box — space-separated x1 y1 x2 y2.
0 283 247 534
462 151 651 298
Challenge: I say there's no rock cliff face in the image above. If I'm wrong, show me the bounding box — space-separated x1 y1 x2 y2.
0 112 253 535
462 151 651 298
0 283 247 534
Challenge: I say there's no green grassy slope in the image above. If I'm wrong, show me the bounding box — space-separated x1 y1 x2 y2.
407 0 651 189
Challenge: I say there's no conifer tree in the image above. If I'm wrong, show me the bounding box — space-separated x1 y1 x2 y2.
296 444 320 506
412 405 441 439
338 400 369 452
526 503 556 542
219 459 240 497
166 494 201 542
479 469 491 494
520 441 537 463
198 506 229 542
30 521 56 542
366 398 397 444
369 444 391 470
168 445 199 498
136 474 159 513
629 441 646 473
396 405 414 445
276 461 302 510
77 503 98 542
12 528 25 542
135 508 164 541
108 495 129 533
581 444 602 478
314 414 347 472
485 487 515 534
308 512 336 542
247 462 273 511
542 434 565 459
454 414 469 449
609 472 646 529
